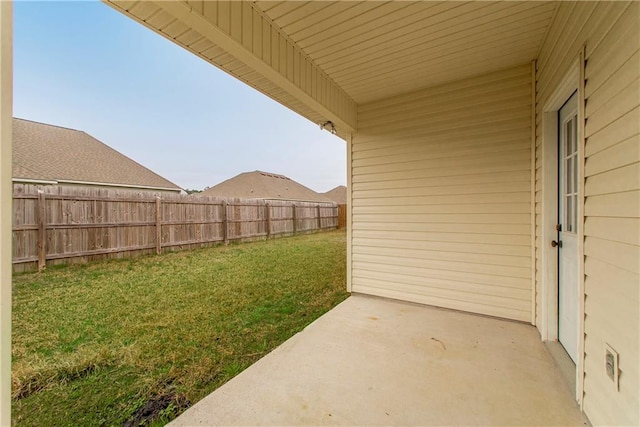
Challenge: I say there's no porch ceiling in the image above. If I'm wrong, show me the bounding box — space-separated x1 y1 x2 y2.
253 1 558 104
105 1 558 134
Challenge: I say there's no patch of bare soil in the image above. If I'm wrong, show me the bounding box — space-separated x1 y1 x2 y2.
123 393 190 427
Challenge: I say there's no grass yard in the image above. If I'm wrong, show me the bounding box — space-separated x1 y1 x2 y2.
12 230 348 426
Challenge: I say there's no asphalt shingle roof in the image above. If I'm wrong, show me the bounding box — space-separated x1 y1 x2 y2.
12 118 181 191
200 171 332 203
322 185 347 204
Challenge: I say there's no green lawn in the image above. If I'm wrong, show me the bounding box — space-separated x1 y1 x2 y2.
12 231 348 426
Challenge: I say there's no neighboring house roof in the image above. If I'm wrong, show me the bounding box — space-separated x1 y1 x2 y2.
322 185 346 204
200 171 332 203
12 118 182 191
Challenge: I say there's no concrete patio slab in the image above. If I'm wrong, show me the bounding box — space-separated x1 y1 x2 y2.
170 295 588 426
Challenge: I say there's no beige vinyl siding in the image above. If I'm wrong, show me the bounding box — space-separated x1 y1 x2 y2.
535 2 639 425
351 64 532 322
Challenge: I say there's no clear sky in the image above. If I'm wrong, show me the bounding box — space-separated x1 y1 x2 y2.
13 1 346 192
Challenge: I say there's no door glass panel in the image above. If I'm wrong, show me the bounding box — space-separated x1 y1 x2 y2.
566 152 573 193
566 194 573 232
567 119 573 154
563 116 578 233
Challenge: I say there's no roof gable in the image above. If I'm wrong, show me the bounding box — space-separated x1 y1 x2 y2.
12 118 181 191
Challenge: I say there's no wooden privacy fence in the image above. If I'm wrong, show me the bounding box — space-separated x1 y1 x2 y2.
12 184 338 272
337 204 347 229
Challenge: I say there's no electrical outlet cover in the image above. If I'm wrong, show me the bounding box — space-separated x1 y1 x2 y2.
605 343 619 391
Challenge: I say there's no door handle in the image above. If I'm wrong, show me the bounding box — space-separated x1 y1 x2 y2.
551 240 562 248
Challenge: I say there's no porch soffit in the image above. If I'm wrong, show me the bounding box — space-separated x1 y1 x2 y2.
105 1 558 133
254 1 558 104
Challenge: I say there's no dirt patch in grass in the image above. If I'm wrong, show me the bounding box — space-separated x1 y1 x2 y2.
124 393 190 427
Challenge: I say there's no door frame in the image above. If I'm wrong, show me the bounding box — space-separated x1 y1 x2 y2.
539 49 586 406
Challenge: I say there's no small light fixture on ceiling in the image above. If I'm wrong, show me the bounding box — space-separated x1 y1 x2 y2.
320 121 337 135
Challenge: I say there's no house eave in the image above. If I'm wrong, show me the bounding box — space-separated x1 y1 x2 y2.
12 177 58 185
14 177 182 193
57 179 182 192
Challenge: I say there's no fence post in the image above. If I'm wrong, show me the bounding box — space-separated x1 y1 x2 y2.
292 203 297 234
37 190 46 271
337 204 347 229
222 200 228 245
265 202 271 238
316 205 322 231
155 197 162 255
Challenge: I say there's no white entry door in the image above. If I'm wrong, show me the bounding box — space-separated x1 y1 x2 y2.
557 92 579 363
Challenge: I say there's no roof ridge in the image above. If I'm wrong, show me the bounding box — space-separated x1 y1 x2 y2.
13 117 84 133
257 170 291 180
